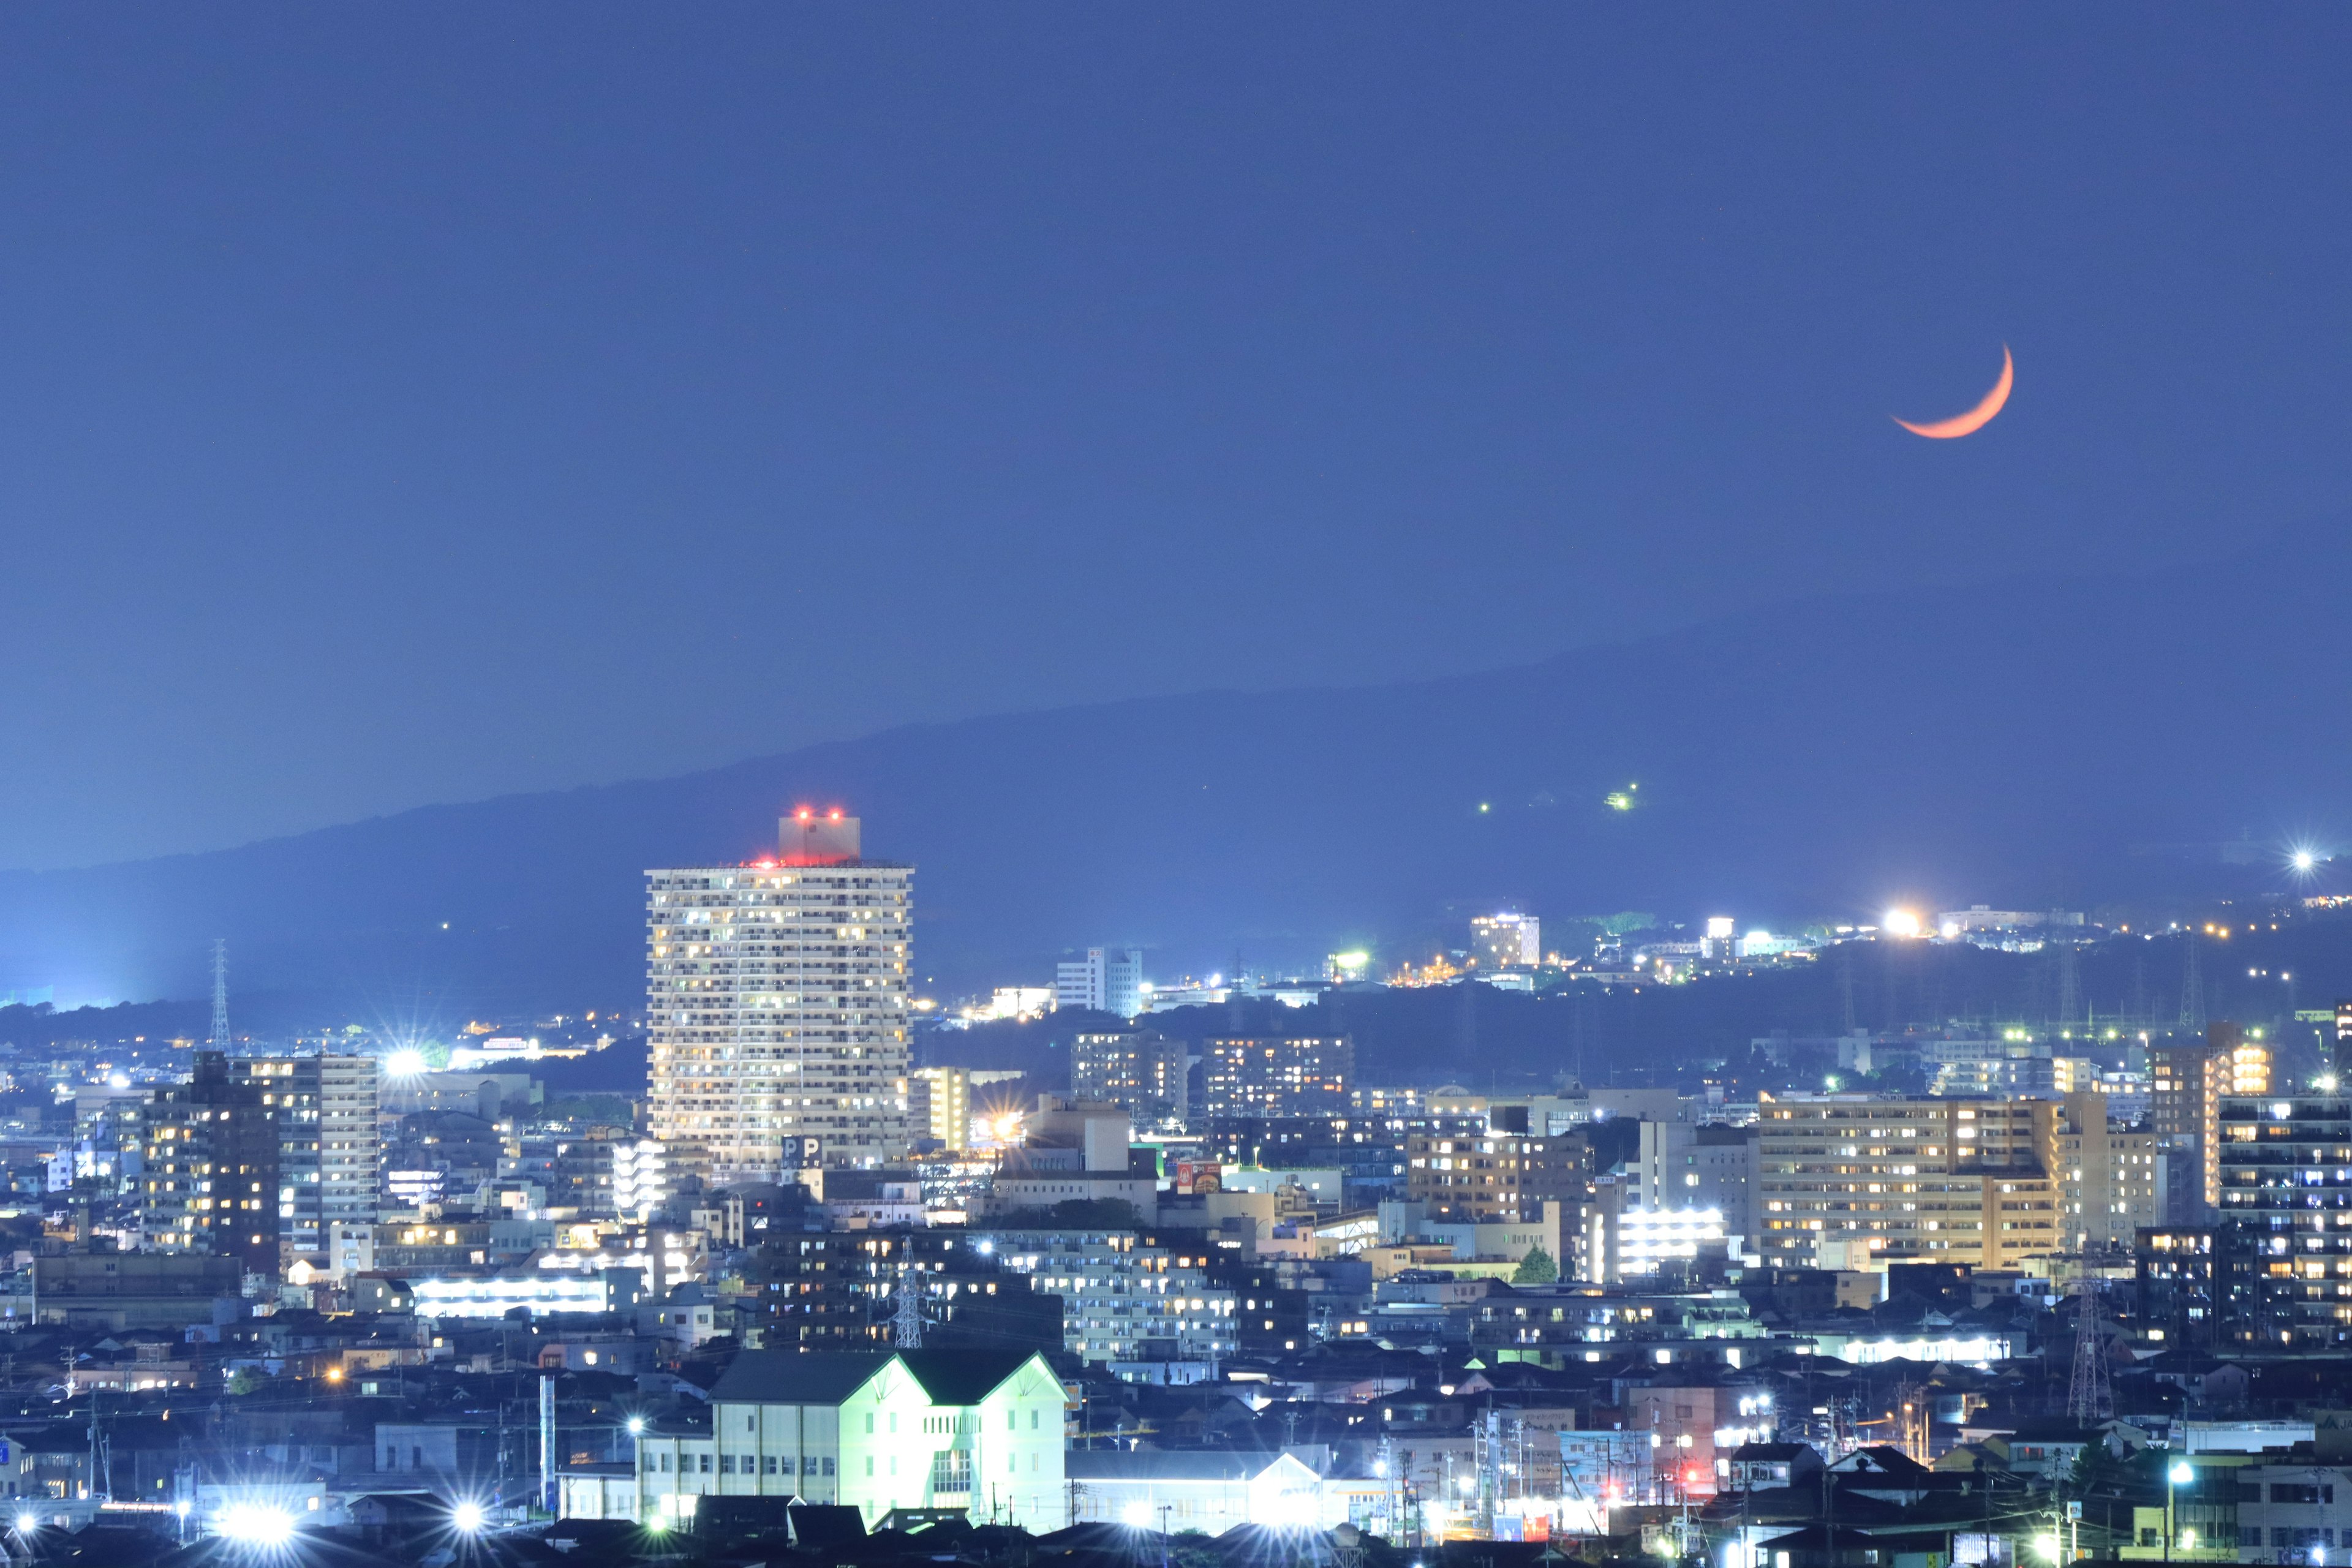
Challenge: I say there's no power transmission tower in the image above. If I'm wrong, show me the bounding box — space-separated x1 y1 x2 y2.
2056 943 2079 1027
2180 933 2204 1033
2067 1282 2113 1424
1838 950 1858 1033
209 940 230 1051
892 1261 924 1348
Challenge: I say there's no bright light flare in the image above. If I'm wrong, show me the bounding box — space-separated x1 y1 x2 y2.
2170 1461 2195 1485
451 1501 486 1534
214 1504 296 1545
2293 850 2317 872
10 1514 34 1534
1121 1501 1154 1527
1883 909 1923 939
385 1048 428 1077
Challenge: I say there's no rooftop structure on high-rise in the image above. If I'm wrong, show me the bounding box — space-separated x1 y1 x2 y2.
646 812 912 1186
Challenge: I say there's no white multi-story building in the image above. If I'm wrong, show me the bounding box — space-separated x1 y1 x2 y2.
647 812 912 1186
1057 948 1144 1019
620 1349 1069 1531
613 1139 668 1219
974 1228 1236 1366
233 1055 381 1262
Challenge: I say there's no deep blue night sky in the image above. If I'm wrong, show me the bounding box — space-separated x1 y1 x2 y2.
2 7 2348 870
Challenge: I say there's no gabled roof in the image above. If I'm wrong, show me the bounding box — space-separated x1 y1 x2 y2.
1066 1450 1316 1483
708 1351 892 1405
897 1349 1046 1407
707 1348 1047 1409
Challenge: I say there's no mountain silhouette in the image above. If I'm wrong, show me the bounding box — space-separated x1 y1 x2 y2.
2 517 2343 1016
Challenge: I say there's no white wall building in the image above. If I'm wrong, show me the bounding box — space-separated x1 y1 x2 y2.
974 1229 1236 1365
627 1349 1068 1531
647 812 912 1185
1057 948 1144 1019
1066 1451 1324 1531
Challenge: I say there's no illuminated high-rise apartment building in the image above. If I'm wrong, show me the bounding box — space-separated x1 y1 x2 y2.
647 812 912 1186
2151 1023 2271 1219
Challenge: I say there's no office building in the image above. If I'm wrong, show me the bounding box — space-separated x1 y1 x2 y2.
1470 913 1541 969
909 1066 974 1150
1756 1096 2060 1270
1200 1036 1352 1119
1071 1030 1189 1124
647 812 913 1185
1406 1131 1588 1224
2151 1024 2271 1218
232 1055 379 1262
140 1052 282 1280
2216 1087 2352 1347
1056 948 1144 1018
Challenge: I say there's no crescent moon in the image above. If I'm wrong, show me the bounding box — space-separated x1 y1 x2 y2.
1894 345 2013 439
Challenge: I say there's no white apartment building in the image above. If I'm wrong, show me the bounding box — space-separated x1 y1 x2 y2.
625 1349 1068 1531
236 1055 380 1262
974 1229 1237 1365
647 813 911 1185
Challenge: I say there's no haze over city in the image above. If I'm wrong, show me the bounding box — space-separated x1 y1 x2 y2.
2 9 2351 1566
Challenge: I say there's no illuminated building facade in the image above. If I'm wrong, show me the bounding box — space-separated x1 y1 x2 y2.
1470 912 1542 969
231 1055 379 1262
1071 1030 1189 1125
138 1052 282 1280
1756 1096 2060 1270
909 1066 974 1150
2050 1090 2162 1251
1200 1036 1352 1118
1406 1131 1588 1223
2151 1024 2271 1218
2216 1089 2352 1347
647 813 912 1186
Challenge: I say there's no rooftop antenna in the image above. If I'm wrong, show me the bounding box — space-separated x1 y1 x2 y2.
209 940 229 1052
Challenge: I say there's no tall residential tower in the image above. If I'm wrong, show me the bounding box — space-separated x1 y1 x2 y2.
647 812 912 1187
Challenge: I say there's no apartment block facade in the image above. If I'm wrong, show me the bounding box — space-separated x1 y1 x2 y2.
1756 1096 2061 1270
1200 1036 1352 1119
1406 1132 1589 1224
647 813 912 1185
1071 1030 1189 1125
2216 1088 2352 1347
233 1055 379 1262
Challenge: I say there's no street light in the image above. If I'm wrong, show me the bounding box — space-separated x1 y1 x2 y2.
2167 1461 2193 1563
452 1501 486 1534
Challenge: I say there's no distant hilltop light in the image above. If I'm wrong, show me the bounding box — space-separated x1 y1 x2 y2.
1882 908 1924 939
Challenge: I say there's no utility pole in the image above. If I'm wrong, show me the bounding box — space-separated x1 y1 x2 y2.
539 1374 557 1517
209 940 230 1052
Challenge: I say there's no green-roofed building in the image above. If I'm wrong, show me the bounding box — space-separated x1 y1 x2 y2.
628 1349 1068 1531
